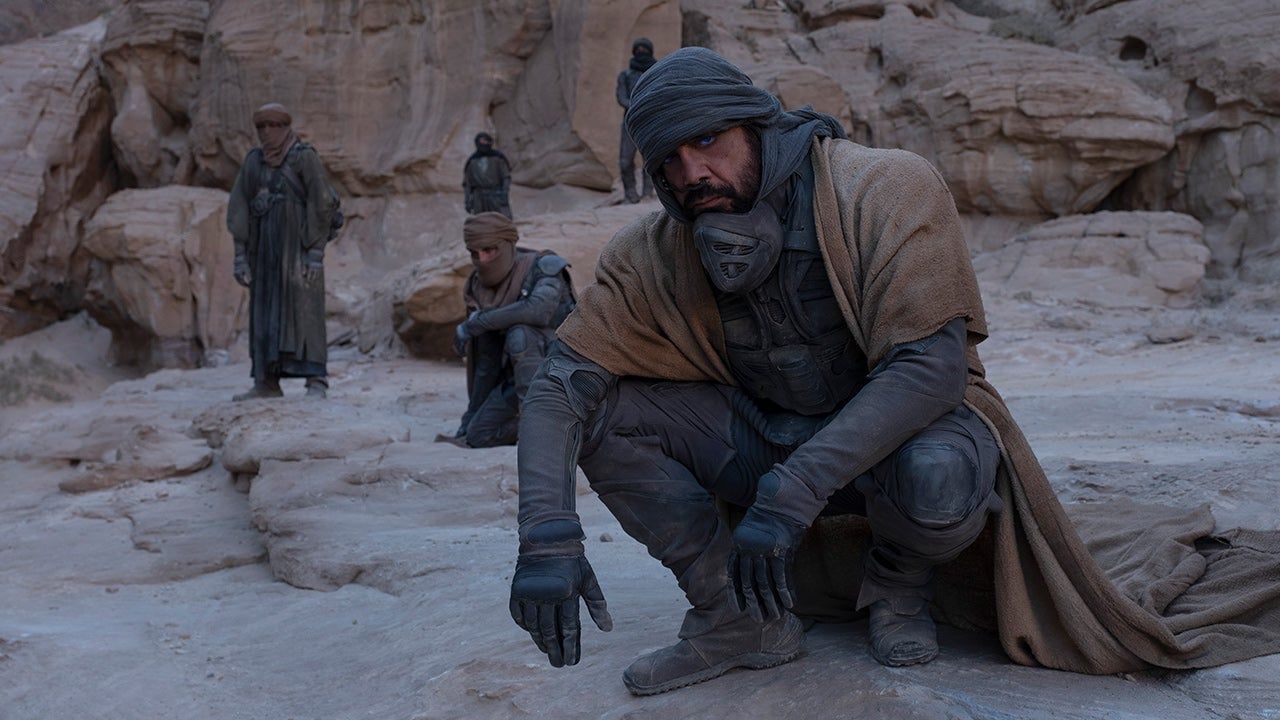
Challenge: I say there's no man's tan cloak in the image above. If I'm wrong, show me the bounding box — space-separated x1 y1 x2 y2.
557 137 1280 674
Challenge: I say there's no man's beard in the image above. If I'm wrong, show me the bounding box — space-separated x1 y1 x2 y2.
680 131 762 217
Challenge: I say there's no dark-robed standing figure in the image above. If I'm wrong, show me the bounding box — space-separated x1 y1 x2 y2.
228 103 340 400
463 132 512 218
616 37 656 203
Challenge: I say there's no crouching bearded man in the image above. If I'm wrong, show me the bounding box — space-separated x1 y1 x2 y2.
508 48 1004 695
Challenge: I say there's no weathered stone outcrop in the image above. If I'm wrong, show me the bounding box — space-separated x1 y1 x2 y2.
0 20 115 339
798 10 1175 216
494 0 682 190
1056 0 1280 282
188 0 680 195
81 186 246 369
972 210 1210 307
100 0 209 188
0 0 117 45
683 3 1174 218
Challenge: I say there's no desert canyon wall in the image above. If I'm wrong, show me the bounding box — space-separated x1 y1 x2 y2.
1 0 1276 368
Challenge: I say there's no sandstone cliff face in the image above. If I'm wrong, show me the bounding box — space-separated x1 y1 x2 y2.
100 0 208 188
1055 0 1280 281
973 211 1210 308
188 0 681 195
1 0 1277 370
690 2 1174 218
0 20 115 339
81 187 247 369
0 0 117 45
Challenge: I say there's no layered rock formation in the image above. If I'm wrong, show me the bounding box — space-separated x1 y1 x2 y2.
99 0 208 187
1 0 1277 373
1055 0 1280 281
0 20 115 339
973 211 1210 308
81 187 247 369
189 0 681 194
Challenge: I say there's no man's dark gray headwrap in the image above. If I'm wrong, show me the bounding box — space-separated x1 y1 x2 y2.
623 47 846 223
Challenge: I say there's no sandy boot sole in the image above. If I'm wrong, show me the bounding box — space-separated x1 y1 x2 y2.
623 644 804 697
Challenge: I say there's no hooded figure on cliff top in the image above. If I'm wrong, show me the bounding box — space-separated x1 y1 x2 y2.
463 132 513 218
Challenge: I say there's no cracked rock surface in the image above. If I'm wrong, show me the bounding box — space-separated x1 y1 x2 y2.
2 289 1278 718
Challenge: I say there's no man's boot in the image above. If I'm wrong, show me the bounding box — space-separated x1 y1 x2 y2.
867 594 938 666
305 376 328 399
622 591 805 696
641 173 654 199
233 376 282 401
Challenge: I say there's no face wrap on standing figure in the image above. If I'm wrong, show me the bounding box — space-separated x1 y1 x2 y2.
473 132 498 157
623 47 847 293
252 103 299 168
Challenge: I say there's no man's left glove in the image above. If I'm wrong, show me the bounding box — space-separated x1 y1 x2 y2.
302 248 323 283
233 253 251 287
510 524 613 667
728 468 816 623
453 310 481 357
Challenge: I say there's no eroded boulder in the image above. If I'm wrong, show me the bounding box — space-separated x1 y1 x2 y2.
0 20 115 338
82 186 247 369
193 399 410 476
973 211 1210 307
188 0 679 195
799 10 1175 216
249 440 518 593
99 0 209 187
1056 0 1280 282
58 424 213 494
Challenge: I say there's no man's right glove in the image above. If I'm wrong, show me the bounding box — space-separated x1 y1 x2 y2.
233 253 251 287
510 521 612 667
728 467 820 623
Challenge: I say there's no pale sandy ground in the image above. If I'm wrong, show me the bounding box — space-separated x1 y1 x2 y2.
1 291 1278 720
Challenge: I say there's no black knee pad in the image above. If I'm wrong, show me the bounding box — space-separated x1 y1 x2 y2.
504 325 531 354
886 440 982 529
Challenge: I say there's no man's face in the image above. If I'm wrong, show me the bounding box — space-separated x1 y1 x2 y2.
255 119 289 146
659 125 761 217
469 244 501 268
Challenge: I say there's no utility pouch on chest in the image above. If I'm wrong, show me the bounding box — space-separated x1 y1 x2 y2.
250 187 277 217
766 344 829 412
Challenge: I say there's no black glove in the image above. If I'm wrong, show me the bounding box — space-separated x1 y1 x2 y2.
233 254 251 287
453 311 480 357
302 248 324 283
510 553 612 667
728 470 810 623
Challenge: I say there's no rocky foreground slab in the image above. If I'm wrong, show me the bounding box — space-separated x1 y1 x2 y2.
1 293 1277 718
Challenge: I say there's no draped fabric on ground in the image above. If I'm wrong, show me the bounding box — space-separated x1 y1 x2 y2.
556 137 1280 673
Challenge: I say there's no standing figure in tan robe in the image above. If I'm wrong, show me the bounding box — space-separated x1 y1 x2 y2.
227 103 340 400
507 48 1280 697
